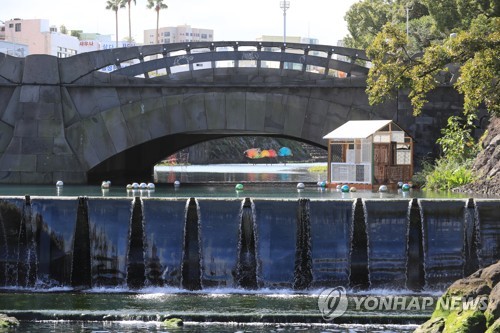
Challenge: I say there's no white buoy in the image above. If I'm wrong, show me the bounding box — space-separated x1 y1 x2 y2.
297 182 305 190
174 180 181 187
139 182 147 189
56 180 64 187
350 186 357 192
132 182 139 189
101 181 110 189
126 184 133 190
147 183 155 190
378 185 388 193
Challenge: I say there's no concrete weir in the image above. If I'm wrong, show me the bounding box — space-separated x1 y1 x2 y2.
0 196 498 290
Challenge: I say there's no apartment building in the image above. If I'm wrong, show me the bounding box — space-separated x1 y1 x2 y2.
143 24 213 45
2 18 79 57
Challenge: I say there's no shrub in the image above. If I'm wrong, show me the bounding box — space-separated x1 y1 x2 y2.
424 158 476 191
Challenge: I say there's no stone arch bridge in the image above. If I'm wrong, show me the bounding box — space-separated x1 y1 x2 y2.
0 41 462 184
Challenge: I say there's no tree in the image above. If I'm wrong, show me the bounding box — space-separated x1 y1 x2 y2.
366 15 500 117
344 0 392 49
122 0 136 42
106 0 126 48
343 0 430 49
60 25 68 34
147 0 168 44
71 30 82 39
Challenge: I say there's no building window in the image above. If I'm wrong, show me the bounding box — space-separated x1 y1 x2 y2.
201 34 207 39
209 34 212 38
15 23 21 32
165 32 170 36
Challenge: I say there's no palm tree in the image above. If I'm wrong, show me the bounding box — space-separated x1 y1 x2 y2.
147 0 168 44
122 0 136 42
106 0 126 48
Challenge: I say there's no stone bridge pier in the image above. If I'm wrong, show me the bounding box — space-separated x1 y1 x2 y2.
0 42 468 184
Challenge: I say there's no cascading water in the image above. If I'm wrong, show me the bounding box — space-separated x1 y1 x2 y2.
364 199 411 289
235 198 259 289
17 195 38 288
463 198 479 276
420 200 466 286
0 196 497 291
126 197 146 289
308 200 352 287
406 198 425 291
71 197 92 289
475 200 500 267
293 198 313 290
181 197 202 290
350 198 369 289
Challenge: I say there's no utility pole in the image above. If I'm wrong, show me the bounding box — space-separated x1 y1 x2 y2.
280 1 290 43
406 4 412 43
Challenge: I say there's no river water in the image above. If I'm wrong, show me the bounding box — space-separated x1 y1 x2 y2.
1 290 431 332
154 163 328 183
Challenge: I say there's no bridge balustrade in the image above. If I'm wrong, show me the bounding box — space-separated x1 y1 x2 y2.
51 41 371 84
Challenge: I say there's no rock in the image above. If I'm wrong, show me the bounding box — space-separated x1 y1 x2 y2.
457 117 500 196
486 283 500 327
446 277 491 298
163 318 183 327
480 261 500 288
485 317 500 333
414 260 500 333
442 310 486 333
0 314 19 327
414 316 445 333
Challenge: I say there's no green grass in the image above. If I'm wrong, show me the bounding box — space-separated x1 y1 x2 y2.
307 165 327 173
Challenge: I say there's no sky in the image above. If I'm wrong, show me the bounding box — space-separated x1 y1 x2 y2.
1 0 358 46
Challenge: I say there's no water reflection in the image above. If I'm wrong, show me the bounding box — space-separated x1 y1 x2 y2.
154 163 324 183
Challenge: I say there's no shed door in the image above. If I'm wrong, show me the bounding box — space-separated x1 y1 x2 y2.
373 143 391 183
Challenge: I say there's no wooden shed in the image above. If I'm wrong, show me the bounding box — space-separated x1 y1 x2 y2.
323 120 414 189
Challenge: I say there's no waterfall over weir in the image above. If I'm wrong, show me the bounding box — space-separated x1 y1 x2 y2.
0 196 499 290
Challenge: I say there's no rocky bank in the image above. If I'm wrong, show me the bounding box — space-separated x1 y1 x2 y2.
415 260 500 333
457 116 500 196
0 314 19 328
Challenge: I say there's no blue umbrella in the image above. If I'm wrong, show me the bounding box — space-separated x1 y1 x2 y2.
278 147 293 157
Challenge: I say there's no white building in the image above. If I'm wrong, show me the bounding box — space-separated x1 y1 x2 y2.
143 25 213 45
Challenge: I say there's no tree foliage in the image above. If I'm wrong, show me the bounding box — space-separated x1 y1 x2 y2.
365 15 499 117
346 0 499 191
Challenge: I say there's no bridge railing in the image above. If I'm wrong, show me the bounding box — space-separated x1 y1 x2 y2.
56 41 370 84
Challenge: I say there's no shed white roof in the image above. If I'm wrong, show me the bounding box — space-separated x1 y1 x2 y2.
323 120 393 140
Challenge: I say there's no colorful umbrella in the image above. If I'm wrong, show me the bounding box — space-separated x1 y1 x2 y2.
244 148 261 159
260 149 271 158
267 149 278 158
278 147 293 157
